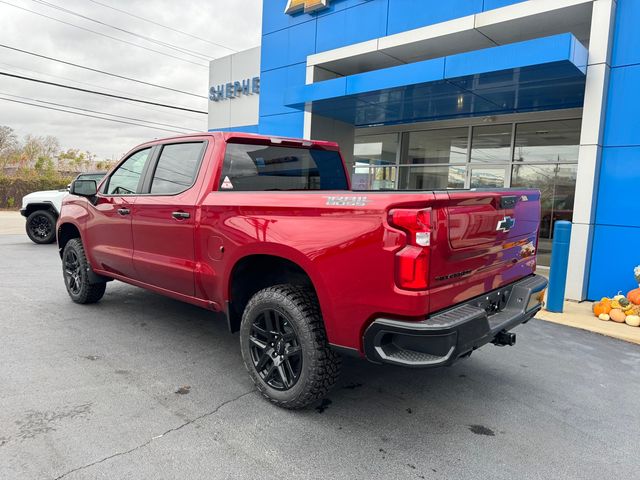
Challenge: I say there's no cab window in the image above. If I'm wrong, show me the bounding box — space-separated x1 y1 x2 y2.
104 148 151 195
149 142 205 195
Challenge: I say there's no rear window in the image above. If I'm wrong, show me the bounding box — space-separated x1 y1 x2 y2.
219 143 348 191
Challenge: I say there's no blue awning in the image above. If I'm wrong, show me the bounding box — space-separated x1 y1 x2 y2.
285 33 587 126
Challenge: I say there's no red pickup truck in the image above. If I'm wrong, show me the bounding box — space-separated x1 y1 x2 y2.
58 132 547 408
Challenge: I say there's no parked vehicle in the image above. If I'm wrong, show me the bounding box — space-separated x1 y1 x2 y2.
20 172 106 244
57 133 547 408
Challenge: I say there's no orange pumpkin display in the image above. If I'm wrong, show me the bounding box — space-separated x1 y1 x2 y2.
593 299 612 317
627 288 640 305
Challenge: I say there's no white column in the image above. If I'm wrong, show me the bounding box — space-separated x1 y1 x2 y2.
565 0 616 300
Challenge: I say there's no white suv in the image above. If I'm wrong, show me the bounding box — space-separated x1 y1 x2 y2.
20 172 105 244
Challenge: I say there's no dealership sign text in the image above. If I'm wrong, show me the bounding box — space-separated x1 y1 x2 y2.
209 77 260 102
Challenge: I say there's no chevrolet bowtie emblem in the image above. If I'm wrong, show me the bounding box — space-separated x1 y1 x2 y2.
285 0 330 14
496 216 515 232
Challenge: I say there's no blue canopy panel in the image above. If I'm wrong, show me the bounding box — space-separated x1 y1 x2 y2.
285 33 587 126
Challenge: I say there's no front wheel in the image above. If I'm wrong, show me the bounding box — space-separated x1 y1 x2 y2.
26 210 56 244
62 238 106 304
240 285 341 409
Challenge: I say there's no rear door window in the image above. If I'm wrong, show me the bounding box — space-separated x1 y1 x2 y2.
104 148 151 195
219 143 348 191
149 142 205 195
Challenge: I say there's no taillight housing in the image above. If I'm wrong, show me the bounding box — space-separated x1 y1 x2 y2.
388 208 432 290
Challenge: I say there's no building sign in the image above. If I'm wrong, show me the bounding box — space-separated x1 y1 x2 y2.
285 0 330 14
209 77 260 102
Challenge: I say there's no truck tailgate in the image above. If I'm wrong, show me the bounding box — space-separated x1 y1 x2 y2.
429 189 540 312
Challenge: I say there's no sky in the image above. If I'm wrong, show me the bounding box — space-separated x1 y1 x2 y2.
0 0 262 160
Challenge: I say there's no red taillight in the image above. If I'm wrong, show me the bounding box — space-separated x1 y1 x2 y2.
389 208 431 290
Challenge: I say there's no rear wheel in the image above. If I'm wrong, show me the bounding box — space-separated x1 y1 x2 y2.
240 285 341 409
26 210 56 244
62 238 106 304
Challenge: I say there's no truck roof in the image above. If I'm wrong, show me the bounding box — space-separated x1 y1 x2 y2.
134 132 340 151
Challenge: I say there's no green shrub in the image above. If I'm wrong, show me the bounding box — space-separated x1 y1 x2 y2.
0 174 73 209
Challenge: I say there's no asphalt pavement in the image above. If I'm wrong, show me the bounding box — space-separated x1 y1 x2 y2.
1 233 638 480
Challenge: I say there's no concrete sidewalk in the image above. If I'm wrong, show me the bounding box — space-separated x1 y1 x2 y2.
0 210 23 235
536 301 640 346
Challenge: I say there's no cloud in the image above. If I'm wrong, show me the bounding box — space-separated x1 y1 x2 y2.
0 0 262 159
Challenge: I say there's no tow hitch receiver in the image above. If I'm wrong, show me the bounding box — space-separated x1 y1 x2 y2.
492 331 516 347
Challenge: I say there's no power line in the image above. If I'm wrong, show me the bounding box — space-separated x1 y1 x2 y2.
0 96 189 135
0 43 206 99
0 91 202 132
0 71 208 114
30 0 215 62
0 0 208 68
86 0 238 53
0 59 204 123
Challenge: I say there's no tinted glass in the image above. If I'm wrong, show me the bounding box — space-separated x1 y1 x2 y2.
404 128 468 164
106 148 151 195
470 124 512 163
150 142 204 194
513 119 580 162
220 143 348 191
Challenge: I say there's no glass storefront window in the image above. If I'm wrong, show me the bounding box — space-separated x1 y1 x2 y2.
398 165 466 190
353 133 399 167
511 163 577 266
469 167 507 189
513 119 581 163
404 128 468 164
470 124 512 163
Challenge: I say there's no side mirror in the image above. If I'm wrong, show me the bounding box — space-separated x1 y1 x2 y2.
70 179 97 197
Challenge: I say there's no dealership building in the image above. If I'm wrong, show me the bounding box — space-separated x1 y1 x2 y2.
208 0 639 302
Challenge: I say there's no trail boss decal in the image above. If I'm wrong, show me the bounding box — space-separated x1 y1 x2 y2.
326 196 368 207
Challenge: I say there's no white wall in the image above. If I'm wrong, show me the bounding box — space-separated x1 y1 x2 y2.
208 46 261 130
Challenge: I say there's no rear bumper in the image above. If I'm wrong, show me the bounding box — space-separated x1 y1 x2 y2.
363 274 548 367
19 208 27 217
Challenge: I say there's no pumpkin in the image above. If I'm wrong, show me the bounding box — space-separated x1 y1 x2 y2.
625 315 640 327
598 313 610 321
618 297 631 309
610 308 626 323
627 288 640 305
593 301 612 317
613 293 625 302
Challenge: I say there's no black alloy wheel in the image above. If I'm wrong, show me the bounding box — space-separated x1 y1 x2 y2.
248 308 303 390
63 248 82 296
240 285 341 409
61 238 106 304
26 210 56 244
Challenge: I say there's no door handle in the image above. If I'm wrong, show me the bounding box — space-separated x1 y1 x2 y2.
117 208 130 216
172 211 190 220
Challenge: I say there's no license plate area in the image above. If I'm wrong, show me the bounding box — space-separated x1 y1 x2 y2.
470 285 514 317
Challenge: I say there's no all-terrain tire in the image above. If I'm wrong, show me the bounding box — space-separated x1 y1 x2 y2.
62 238 106 304
240 284 341 409
26 210 57 244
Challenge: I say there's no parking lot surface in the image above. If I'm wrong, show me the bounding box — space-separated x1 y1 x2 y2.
1 233 639 480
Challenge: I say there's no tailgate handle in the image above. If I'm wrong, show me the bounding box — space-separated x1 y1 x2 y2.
500 196 517 209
